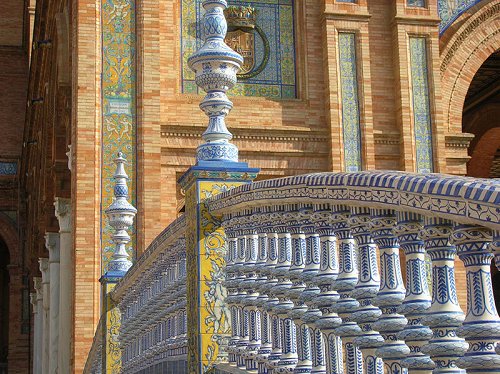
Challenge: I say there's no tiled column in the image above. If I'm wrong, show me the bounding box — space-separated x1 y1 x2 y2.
39 258 50 374
392 1 445 172
179 171 257 374
32 277 43 374
54 197 72 374
45 232 60 374
183 0 259 370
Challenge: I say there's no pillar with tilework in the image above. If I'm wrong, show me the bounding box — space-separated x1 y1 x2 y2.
180 1 259 372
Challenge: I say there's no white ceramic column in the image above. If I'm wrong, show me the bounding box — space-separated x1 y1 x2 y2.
30 293 37 374
39 258 50 374
45 232 60 374
32 277 43 374
54 197 72 374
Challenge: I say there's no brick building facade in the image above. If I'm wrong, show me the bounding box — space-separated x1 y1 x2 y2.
0 0 498 372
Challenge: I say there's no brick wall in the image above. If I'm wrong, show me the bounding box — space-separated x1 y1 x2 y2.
22 0 497 370
0 48 28 159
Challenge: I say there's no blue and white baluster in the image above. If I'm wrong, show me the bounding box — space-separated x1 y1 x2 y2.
370 209 410 374
234 213 250 369
272 208 298 373
331 205 363 374
394 212 434 374
299 206 326 374
493 231 500 355
244 223 262 373
348 207 384 374
263 212 283 371
420 218 467 374
224 217 240 366
285 206 312 374
452 225 500 374
312 204 343 374
255 210 273 374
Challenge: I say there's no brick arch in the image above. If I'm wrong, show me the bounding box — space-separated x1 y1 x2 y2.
468 127 500 177
0 213 19 267
440 0 500 135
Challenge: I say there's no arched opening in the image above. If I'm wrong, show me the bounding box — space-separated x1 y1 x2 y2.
0 238 9 374
464 51 500 178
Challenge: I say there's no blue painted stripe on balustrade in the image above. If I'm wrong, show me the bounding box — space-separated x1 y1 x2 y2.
465 183 499 203
0 162 17 176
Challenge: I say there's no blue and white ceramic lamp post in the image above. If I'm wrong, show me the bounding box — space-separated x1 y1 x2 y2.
105 152 137 275
187 0 243 164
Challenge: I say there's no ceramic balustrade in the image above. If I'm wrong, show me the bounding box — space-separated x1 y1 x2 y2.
111 216 188 374
206 172 499 374
90 172 500 374
83 317 103 374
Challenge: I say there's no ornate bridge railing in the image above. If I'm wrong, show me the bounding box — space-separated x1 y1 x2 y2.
205 171 500 374
112 214 188 373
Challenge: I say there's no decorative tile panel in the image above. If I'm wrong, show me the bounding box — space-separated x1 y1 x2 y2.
101 0 136 274
181 0 297 99
338 32 362 172
186 178 247 373
0 162 17 176
102 282 121 373
409 37 433 174
438 0 483 34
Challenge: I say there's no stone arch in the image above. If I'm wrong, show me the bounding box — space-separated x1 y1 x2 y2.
467 126 500 177
440 0 500 135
